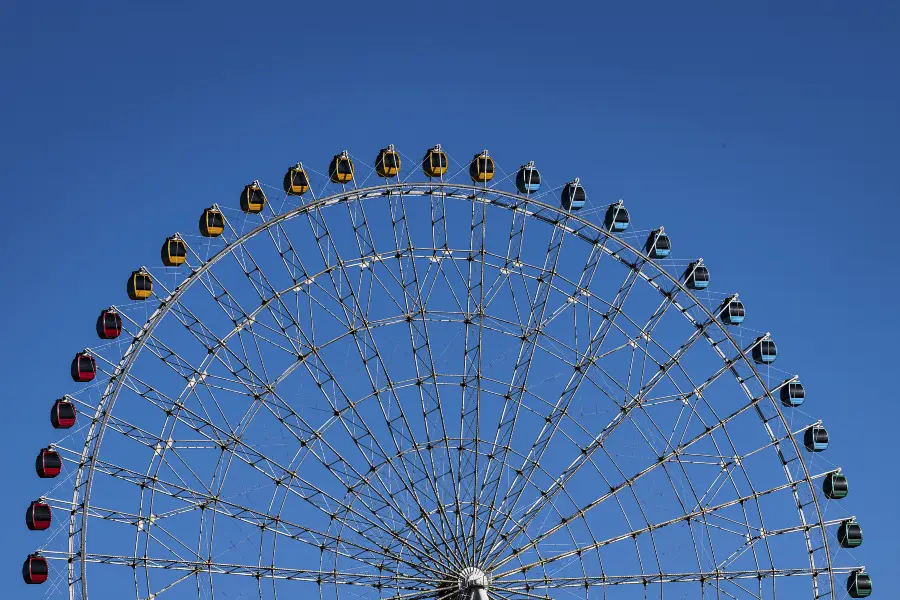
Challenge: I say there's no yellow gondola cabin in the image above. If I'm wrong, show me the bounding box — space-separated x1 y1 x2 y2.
469 150 495 183
328 151 354 184
127 269 153 300
422 144 448 178
375 145 401 178
161 235 187 267
240 182 267 213
199 206 225 237
283 163 310 195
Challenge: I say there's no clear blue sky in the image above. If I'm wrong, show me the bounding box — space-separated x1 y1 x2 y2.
2 1 898 597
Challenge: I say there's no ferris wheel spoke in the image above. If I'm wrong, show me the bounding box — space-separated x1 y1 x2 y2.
299 203 468 567
714 516 850 574
160 253 399 486
204 234 360 363
476 214 573 562
486 386 819 574
143 569 200 600
491 461 839 579
494 564 863 589
498 194 530 270
88 362 240 503
675 289 835 596
84 451 454 579
241 224 370 350
456 187 488 566
481 297 676 565
454 298 684 568
527 297 726 462
482 195 552 307
656 320 822 587
142 523 205 563
480 252 647 565
256 203 313 291
387 189 465 560
341 194 386 327
99 345 459 575
129 311 288 440
251 210 374 365
43 551 440 588
430 186 448 258
536 240 608 332
336 278 461 547
344 190 377 259
48 497 205 577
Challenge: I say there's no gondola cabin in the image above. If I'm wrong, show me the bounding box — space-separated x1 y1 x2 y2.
26 501 52 531
560 179 585 211
96 308 122 339
804 425 829 452
752 338 777 364
780 382 805 407
684 261 709 290
719 298 745 325
22 553 48 584
375 145 401 178
199 206 225 237
604 201 630 232
422 145 448 178
848 571 872 598
644 229 671 259
469 150 495 183
71 352 96 382
35 448 61 478
240 182 267 213
823 472 848 499
161 235 187 267
127 269 153 300
51 398 76 429
515 162 541 194
838 519 863 548
283 163 310 195
329 151 354 184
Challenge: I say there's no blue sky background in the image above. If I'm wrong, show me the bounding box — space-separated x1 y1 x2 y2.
1 1 898 596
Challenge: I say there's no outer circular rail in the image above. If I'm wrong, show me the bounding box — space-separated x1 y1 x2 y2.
63 181 835 600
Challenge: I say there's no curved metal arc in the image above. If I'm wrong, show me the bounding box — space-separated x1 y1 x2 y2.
475 210 572 562
387 188 466 563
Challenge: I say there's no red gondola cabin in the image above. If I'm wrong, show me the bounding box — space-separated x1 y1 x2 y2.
51 398 76 429
35 448 61 478
96 308 122 339
71 352 96 382
26 501 52 531
22 553 48 584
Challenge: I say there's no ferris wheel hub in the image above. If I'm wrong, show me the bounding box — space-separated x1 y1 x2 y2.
458 567 489 600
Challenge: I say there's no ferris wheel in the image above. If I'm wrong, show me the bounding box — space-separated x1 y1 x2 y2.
23 144 871 600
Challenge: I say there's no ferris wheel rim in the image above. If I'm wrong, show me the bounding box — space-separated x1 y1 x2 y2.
60 180 838 599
